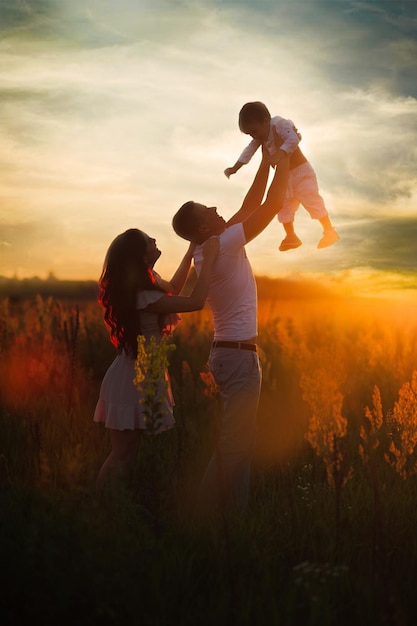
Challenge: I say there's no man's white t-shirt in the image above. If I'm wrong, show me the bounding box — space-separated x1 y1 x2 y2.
193 223 257 341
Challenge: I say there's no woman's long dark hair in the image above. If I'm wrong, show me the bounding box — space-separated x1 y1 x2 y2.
98 228 163 357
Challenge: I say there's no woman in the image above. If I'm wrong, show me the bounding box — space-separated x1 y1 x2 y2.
93 228 218 490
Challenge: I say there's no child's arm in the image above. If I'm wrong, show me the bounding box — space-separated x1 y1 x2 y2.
224 161 245 178
271 118 301 163
224 138 261 178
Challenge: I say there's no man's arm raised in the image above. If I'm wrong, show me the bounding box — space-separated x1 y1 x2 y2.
226 154 271 227
242 155 289 244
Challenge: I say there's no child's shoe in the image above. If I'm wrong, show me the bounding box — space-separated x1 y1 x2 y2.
279 234 302 251
317 228 340 249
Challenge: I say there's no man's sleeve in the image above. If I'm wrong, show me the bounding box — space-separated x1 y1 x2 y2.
222 223 246 251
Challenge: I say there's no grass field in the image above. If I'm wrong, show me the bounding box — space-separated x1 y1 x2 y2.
1 282 417 625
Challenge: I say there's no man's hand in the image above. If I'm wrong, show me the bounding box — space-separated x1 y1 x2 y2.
242 154 289 244
263 128 287 167
269 148 288 167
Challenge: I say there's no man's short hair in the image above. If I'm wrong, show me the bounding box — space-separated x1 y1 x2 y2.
239 101 271 132
172 201 201 242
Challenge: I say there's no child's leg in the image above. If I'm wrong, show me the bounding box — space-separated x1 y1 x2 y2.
291 163 340 248
278 221 302 251
278 179 302 251
315 215 339 248
279 222 302 252
319 215 334 231
283 222 296 235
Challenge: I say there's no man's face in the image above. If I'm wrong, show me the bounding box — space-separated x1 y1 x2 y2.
193 203 226 239
243 118 270 142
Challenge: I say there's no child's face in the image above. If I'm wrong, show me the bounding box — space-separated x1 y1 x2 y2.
243 118 270 142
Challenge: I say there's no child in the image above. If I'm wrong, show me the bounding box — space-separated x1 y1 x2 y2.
224 101 340 250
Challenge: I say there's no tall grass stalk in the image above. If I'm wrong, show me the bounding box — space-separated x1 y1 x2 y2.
63 304 79 421
1 294 417 624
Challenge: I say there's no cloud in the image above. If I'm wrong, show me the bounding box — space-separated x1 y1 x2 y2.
224 0 417 99
0 219 59 277
302 216 417 276
358 216 417 272
0 0 416 284
325 2 417 94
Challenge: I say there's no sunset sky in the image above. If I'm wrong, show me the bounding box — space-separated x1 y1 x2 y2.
1 0 416 296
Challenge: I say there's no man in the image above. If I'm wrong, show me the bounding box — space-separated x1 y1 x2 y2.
172 145 289 515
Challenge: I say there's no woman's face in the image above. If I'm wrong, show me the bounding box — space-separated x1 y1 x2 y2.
143 234 161 267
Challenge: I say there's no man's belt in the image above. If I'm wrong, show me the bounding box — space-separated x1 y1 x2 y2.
212 341 257 352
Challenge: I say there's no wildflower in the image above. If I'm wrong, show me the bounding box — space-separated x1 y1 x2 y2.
385 370 417 479
360 385 383 464
200 365 219 398
301 366 352 489
299 341 354 532
134 335 176 433
292 560 349 608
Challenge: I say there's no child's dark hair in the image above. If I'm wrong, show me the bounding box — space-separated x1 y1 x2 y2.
238 101 271 132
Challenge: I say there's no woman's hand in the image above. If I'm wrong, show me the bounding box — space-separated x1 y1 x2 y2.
184 241 196 255
202 236 219 261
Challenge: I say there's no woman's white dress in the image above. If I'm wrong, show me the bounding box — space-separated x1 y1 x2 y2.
93 290 179 433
